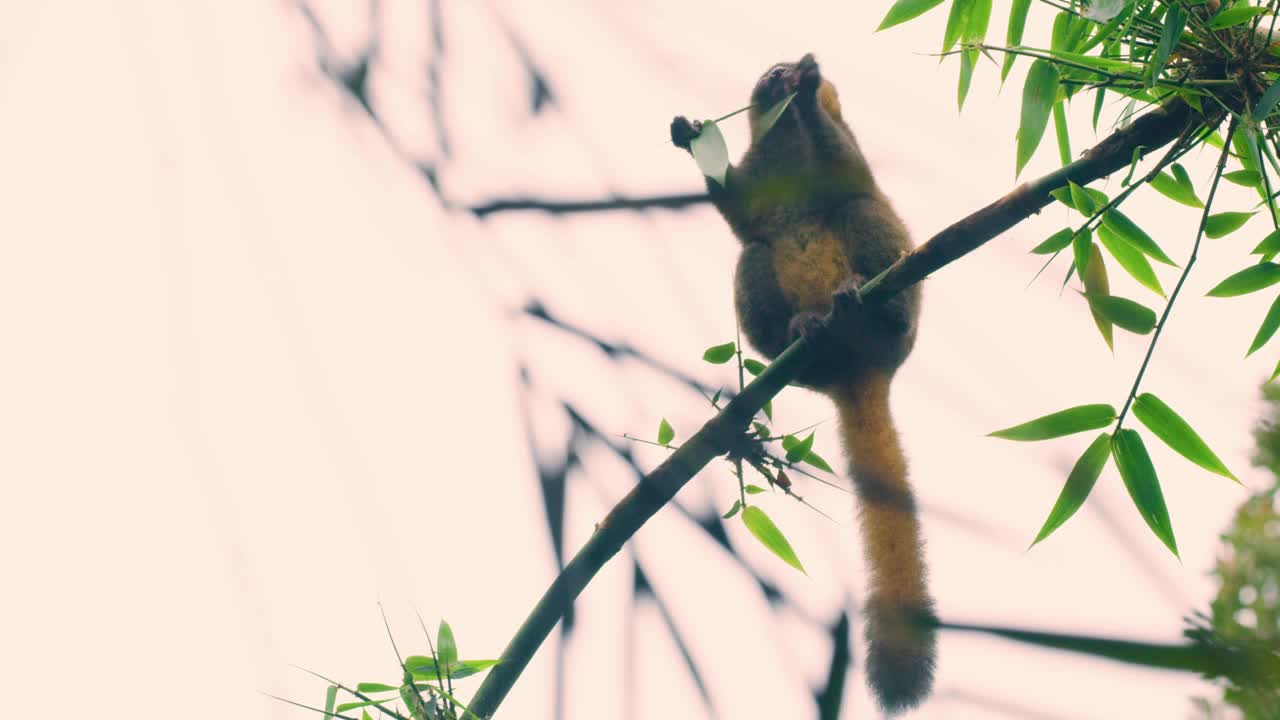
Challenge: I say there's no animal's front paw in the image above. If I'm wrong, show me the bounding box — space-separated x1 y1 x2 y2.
831 275 867 323
670 116 702 150
796 53 821 96
788 311 827 346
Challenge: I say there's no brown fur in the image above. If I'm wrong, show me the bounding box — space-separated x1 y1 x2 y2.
674 54 935 712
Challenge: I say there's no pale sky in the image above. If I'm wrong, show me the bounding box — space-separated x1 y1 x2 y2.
0 2 1272 719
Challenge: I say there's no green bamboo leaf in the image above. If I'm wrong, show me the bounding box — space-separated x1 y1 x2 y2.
785 432 815 463
325 685 338 719
742 505 806 573
1044 49 1142 75
1032 227 1075 254
1050 11 1071 52
357 683 400 693
1031 433 1111 546
1206 262 1280 297
1016 61 1060 177
406 657 500 680
745 484 767 495
1252 229 1280 256
690 120 729 187
1260 76 1280 121
753 92 797 142
1083 242 1113 349
1249 294 1280 356
1051 185 1109 214
438 620 458 668
1149 4 1184 85
1072 226 1093 280
1111 429 1179 557
743 358 767 376
1101 210 1177 266
1132 393 1238 482
989 403 1117 441
1172 163 1196 193
1149 171 1203 208
1093 87 1106 131
1097 224 1165 297
1054 104 1071 165
1223 170 1262 189
805 450 834 473
878 0 947 31
657 418 674 446
1069 181 1096 215
762 399 772 420
958 49 976 110
723 499 741 519
944 0 976 53
1208 4 1269 30
703 342 736 364
1002 0 1032 81
1083 293 1157 334
965 0 991 43
1204 211 1256 239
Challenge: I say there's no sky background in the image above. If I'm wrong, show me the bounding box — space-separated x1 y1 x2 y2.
1 1 1273 718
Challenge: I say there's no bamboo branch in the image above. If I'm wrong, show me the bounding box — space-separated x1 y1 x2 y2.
466 97 1198 719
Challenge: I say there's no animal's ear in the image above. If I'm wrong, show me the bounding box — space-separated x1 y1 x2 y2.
818 80 842 121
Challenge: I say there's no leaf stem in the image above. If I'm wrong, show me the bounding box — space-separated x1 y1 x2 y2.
1115 116 1239 430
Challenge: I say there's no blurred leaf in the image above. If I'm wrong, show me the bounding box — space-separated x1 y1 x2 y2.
1208 4 1268 30
1052 185 1109 214
1070 181 1096 215
1249 294 1280 356
357 683 399 693
1111 429 1179 557
690 120 729 187
1083 241 1113 349
1072 227 1094 283
762 399 773 421
1133 393 1238 482
785 432 815 463
944 0 976 53
1031 433 1111 546
805 450 834 473
743 358 767 376
1256 76 1280 122
723 499 741 519
406 657 499 680
1206 262 1280 297
1149 4 1185 85
1102 210 1178 266
989 404 1117 441
1032 227 1075 254
878 0 947 30
1205 212 1256 239
1054 104 1072 165
1017 61 1060 177
438 621 458 669
657 418 674 446
1097 223 1165 296
1083 293 1157 334
703 342 736 364
325 685 338 720
1002 0 1032 81
745 484 767 495
742 505 806 573
1150 170 1203 208
958 49 976 110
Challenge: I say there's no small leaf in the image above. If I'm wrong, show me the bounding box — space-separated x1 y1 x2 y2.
988 403 1117 441
1150 4 1184 84
805 450 834 473
1069 181 1096 215
753 421 770 438
1206 262 1280 297
1102 210 1177 266
1223 170 1262 189
1030 433 1111 546
1149 171 1203 208
1111 429 1179 557
1031 227 1075 254
944 0 977 53
753 92 797 141
657 418 675 446
325 685 338 719
743 358 767 376
438 620 458 668
1205 212 1256 239
1208 4 1269 30
723 499 742 519
742 505 806 573
1132 393 1238 482
1249 294 1280 356
711 388 722 406
785 432 815 463
406 656 500 680
745 484 767 495
1082 241 1113 349
1054 104 1072 166
958 49 976 110
1252 229 1280 256
761 399 773 420
703 342 736 364
1255 76 1280 122
1072 227 1093 278
1051 185 1109 214
1002 0 1032 81
878 0 947 31
357 683 400 693
1016 61 1060 177
1097 223 1165 297
1084 293 1157 334
690 120 729 187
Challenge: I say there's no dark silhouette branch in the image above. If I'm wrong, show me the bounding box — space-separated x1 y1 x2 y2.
467 97 1201 718
469 192 708 218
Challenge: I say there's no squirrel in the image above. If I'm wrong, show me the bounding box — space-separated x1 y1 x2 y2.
670 54 936 713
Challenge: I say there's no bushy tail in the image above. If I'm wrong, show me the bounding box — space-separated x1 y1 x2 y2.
831 372 936 713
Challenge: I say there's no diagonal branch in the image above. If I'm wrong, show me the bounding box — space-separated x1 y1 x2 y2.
467 98 1199 719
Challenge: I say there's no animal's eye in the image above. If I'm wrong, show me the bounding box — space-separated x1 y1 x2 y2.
770 67 784 80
